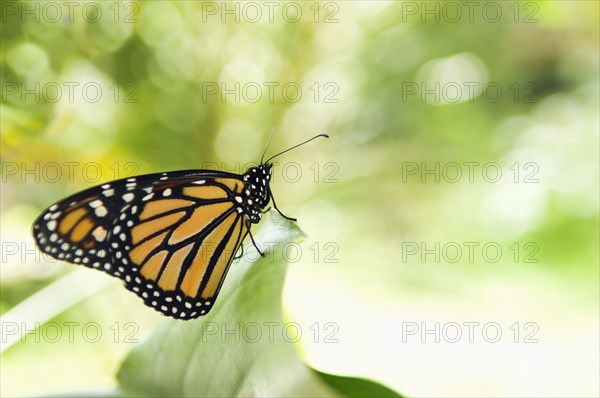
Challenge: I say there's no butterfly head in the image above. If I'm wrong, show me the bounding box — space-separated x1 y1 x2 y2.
241 163 273 223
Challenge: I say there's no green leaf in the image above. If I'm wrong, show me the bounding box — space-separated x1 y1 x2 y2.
117 212 405 397
311 369 405 398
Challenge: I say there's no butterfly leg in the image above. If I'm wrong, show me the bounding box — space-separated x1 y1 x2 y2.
270 194 297 222
246 220 265 257
234 243 244 261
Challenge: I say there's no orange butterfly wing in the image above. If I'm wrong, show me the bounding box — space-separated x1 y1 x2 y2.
33 171 251 319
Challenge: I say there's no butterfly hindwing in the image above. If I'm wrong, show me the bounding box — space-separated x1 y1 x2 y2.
33 170 251 319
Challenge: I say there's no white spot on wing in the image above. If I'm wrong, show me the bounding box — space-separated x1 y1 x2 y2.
92 227 107 242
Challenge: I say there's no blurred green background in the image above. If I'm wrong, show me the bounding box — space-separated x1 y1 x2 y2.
1 1 598 397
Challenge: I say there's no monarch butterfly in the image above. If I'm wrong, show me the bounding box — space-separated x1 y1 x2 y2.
32 131 328 320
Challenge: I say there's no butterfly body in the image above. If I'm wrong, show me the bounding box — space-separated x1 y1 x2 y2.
239 163 273 222
33 165 274 319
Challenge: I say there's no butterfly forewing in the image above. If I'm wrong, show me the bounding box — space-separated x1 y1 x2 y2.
33 170 251 319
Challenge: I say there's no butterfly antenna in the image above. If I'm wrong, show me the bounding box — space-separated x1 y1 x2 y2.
260 128 277 164
265 134 329 163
